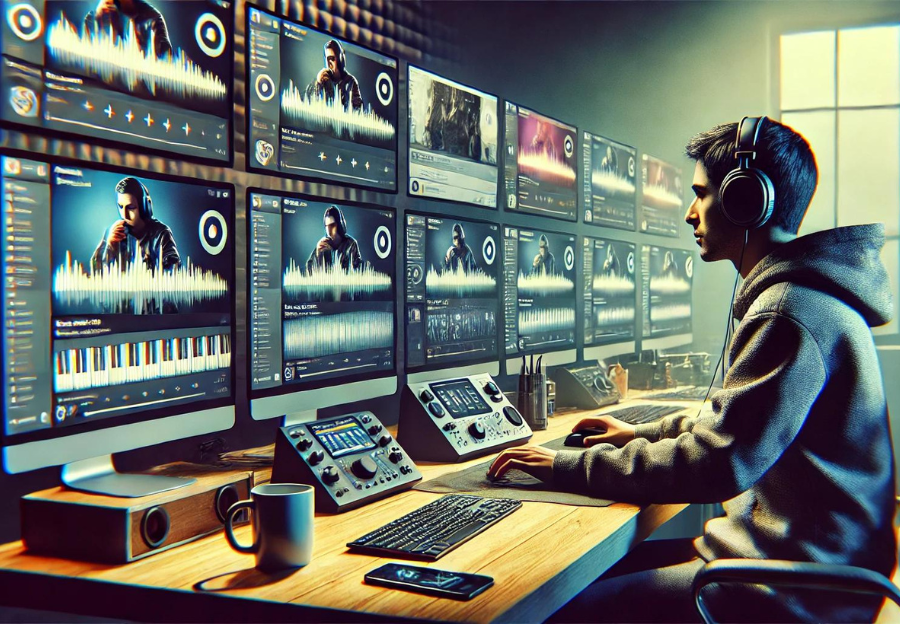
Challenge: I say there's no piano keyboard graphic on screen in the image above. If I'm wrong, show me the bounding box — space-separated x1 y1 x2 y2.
283 261 391 300
426 265 496 298
53 254 228 314
281 80 396 141
517 271 574 297
54 334 231 392
283 311 392 359
47 15 228 101
519 307 575 334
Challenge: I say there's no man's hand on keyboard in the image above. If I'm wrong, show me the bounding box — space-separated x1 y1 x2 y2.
487 445 556 483
574 416 635 447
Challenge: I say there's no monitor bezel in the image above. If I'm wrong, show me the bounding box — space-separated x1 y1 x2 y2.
245 186 399 403
581 131 638 231
244 5 400 194
403 209 503 375
0 147 237 448
0 0 236 168
405 64 501 211
503 101 580 224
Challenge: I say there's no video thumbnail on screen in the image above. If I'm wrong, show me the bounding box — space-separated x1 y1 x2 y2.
640 155 683 238
582 132 637 230
583 237 636 346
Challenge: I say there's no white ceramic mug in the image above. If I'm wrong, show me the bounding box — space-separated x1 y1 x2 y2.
224 483 314 572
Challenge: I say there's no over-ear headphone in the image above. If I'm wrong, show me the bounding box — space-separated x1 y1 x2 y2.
138 181 153 219
719 116 775 229
324 40 346 73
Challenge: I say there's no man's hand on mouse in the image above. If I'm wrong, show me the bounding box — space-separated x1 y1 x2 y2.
573 415 635 447
487 445 556 483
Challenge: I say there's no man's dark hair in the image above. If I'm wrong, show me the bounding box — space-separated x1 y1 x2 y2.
684 119 818 234
324 40 345 72
323 205 346 236
115 177 152 219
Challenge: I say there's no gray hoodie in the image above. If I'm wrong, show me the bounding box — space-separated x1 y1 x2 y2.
554 224 897 619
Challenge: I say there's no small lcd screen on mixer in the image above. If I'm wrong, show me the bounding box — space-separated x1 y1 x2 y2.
429 379 491 419
308 416 375 458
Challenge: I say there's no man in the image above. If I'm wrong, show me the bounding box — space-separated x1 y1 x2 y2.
83 0 173 58
489 118 897 622
91 176 179 273
443 223 477 273
306 40 363 111
530 234 555 276
307 205 362 272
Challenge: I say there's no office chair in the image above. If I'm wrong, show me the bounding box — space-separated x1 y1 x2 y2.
693 498 900 624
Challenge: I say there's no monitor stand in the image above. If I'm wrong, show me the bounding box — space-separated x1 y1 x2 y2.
283 409 318 427
61 455 196 498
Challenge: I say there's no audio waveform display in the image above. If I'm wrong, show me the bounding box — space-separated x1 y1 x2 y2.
426 309 496 343
517 271 575 297
281 80 396 141
643 182 683 208
54 334 231 392
595 306 636 327
650 304 691 322
283 311 393 359
592 275 635 295
425 265 497 298
649 275 691 295
53 252 228 314
518 307 575 334
47 16 228 102
283 260 391 300
592 170 636 195
518 149 576 186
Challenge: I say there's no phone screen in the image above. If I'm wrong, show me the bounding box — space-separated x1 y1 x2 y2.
364 563 494 600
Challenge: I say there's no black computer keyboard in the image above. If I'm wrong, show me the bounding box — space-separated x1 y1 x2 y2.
347 494 522 561
602 404 688 424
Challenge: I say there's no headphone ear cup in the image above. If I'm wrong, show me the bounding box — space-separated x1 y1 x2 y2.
143 193 153 219
719 168 774 229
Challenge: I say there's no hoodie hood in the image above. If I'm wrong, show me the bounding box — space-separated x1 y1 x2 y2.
733 224 893 327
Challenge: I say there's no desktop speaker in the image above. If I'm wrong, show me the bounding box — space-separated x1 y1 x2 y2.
20 468 251 564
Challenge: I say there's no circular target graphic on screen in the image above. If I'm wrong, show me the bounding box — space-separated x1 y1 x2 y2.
482 236 496 266
564 245 575 271
8 4 41 41
627 251 635 274
196 13 226 57
408 264 423 285
376 72 394 106
685 255 694 279
628 156 636 177
564 135 574 158
374 225 392 259
199 210 228 255
255 74 276 102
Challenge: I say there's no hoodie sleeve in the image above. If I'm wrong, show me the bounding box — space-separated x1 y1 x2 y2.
553 311 827 503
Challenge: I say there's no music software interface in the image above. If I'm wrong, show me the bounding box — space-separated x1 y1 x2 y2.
1 155 234 436
641 245 693 339
247 6 398 190
405 214 499 370
583 237 636 346
1 0 232 162
640 155 683 237
582 133 637 230
249 192 395 392
407 67 498 208
503 227 577 356
503 103 577 221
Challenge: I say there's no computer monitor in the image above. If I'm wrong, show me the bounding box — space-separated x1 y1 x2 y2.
503 102 578 222
246 6 398 191
640 155 684 237
503 226 577 374
247 190 397 423
407 66 499 208
1 0 233 164
404 212 500 383
641 244 694 351
583 237 637 361
582 132 637 230
1 153 236 496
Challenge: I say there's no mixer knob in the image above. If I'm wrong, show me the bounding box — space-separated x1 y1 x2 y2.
389 450 403 463
322 466 340 485
468 421 486 440
308 450 325 465
378 434 392 447
351 456 378 480
295 438 313 452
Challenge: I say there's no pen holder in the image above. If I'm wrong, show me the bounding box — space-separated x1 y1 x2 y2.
519 376 548 431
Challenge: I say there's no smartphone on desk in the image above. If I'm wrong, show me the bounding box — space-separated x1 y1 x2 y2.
364 563 494 600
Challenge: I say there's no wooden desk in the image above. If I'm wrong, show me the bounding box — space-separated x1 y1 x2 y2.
0 403 691 623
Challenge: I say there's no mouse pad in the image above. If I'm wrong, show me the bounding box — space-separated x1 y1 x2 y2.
413 436 615 507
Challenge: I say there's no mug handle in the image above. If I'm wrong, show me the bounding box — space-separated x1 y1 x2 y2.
224 500 257 554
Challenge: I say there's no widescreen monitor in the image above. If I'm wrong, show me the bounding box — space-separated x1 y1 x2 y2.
407 66 499 208
503 102 578 222
503 226 577 373
582 132 637 230
246 6 398 191
1 153 236 496
1 0 233 164
640 155 683 237
248 190 397 422
583 237 637 361
405 213 500 382
641 244 694 350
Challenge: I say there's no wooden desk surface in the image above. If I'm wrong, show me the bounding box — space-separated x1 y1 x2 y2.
0 400 692 623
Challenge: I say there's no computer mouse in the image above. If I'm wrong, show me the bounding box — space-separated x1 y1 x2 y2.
563 427 605 448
